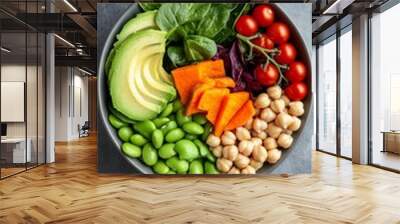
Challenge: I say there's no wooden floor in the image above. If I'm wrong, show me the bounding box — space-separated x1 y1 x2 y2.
1 135 400 224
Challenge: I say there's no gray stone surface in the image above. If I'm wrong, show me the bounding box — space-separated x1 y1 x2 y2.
97 3 313 174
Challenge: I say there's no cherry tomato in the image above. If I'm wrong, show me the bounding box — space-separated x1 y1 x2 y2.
255 64 279 87
266 22 290 44
235 15 259 37
252 5 275 27
251 34 274 49
275 43 297 65
285 82 308 101
285 61 307 82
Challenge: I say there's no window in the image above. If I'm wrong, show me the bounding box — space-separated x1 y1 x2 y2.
339 27 352 158
370 3 400 171
317 36 337 154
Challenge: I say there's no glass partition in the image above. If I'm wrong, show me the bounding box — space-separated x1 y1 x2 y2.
317 35 337 155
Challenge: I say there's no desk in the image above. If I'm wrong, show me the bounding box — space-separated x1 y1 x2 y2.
382 131 400 154
1 138 31 163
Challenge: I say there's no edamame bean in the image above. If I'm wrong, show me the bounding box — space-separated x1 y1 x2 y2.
166 157 188 173
158 143 176 159
185 134 197 140
201 123 213 141
172 100 183 112
121 143 141 158
175 160 189 174
192 114 207 125
153 117 170 128
130 134 148 146
176 109 192 126
160 121 178 135
166 156 179 171
175 139 199 161
153 161 170 174
165 128 185 143
134 120 156 139
152 130 164 149
118 126 134 142
169 90 177 102
205 161 219 174
142 143 158 166
189 159 204 174
182 122 204 135
159 103 173 118
206 151 216 163
193 139 209 157
167 170 176 174
109 114 127 129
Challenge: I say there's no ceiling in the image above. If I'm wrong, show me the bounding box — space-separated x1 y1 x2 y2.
0 0 394 74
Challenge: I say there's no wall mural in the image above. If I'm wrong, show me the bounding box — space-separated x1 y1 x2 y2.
98 2 313 175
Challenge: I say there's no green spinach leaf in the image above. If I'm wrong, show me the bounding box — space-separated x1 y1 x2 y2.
184 35 217 62
139 3 161 11
167 46 189 67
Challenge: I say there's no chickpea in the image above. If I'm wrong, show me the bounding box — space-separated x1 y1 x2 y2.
283 129 293 135
211 145 223 158
252 118 268 133
250 160 263 171
244 118 253 130
267 149 281 164
266 123 283 139
251 130 267 140
234 154 250 169
241 166 256 174
281 95 291 106
217 158 233 173
288 116 301 131
252 145 268 162
288 101 305 117
260 108 276 123
263 137 278 150
270 99 286 113
222 145 239 161
228 167 241 174
250 137 263 146
236 127 251 141
254 93 271 109
238 140 254 156
277 133 293 149
275 112 293 129
206 134 221 147
267 85 282 100
221 131 236 146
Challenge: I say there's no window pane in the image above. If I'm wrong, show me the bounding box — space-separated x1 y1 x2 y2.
317 36 337 154
371 4 400 171
340 28 352 158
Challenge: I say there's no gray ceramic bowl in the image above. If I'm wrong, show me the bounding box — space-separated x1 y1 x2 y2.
98 3 312 174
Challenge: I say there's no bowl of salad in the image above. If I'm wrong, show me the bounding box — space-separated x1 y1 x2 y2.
98 3 312 175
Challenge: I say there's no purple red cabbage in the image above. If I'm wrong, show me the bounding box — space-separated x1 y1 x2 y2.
213 40 264 97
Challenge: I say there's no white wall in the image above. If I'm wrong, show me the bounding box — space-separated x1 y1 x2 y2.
54 66 89 141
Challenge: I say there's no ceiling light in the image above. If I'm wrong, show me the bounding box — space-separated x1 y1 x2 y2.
54 34 75 48
78 67 93 76
1 47 11 53
63 0 78 12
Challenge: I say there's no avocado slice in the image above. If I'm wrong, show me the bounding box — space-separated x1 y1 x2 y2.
142 53 176 101
109 29 169 121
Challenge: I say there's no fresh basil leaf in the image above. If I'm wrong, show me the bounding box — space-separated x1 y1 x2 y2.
184 35 217 62
139 3 161 11
167 46 189 67
196 4 231 39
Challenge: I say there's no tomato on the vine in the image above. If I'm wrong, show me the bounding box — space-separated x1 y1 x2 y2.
235 15 259 37
285 61 307 82
252 5 275 27
251 34 274 49
285 82 308 101
255 64 279 86
266 22 290 44
275 43 297 65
